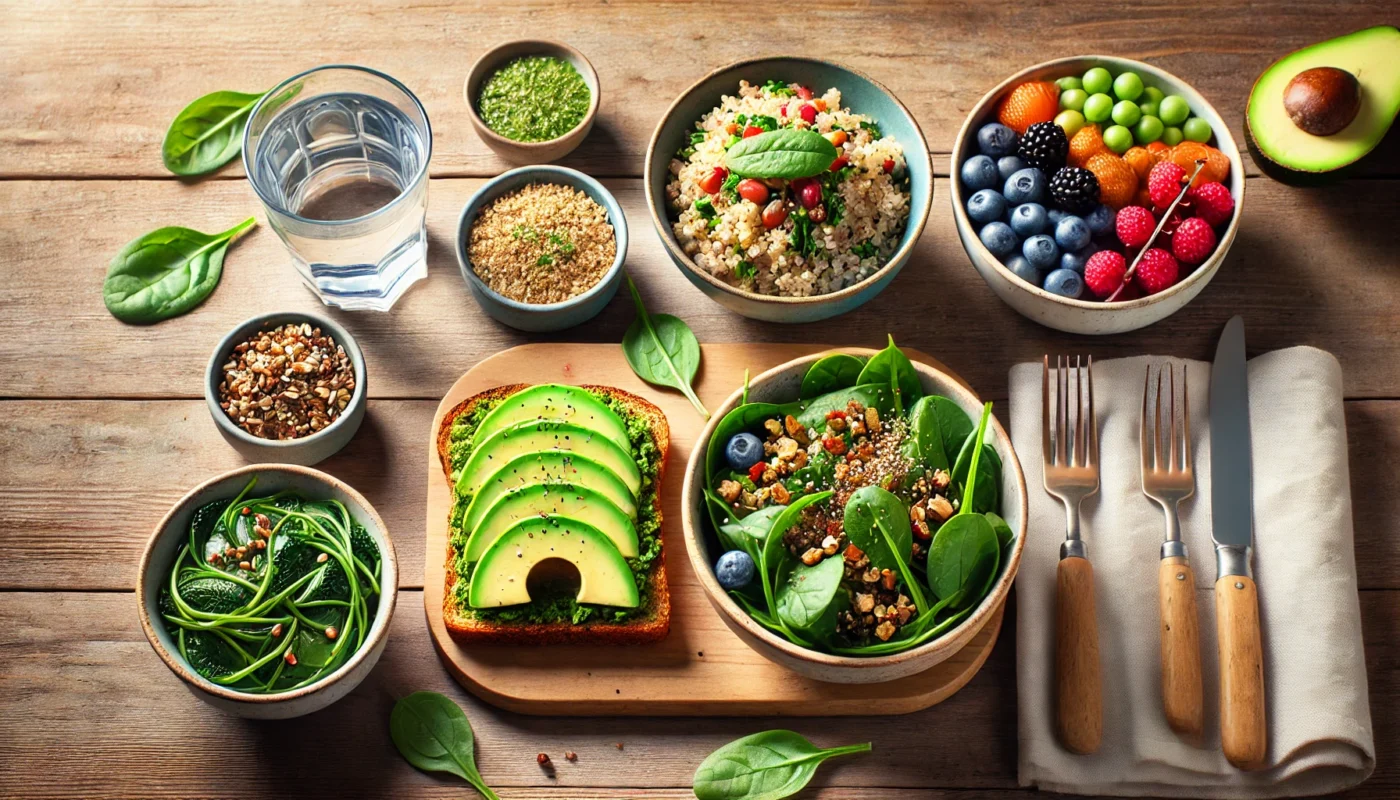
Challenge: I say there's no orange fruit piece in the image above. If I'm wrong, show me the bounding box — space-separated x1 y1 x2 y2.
1123 147 1155 180
1169 142 1231 187
1145 141 1170 159
997 81 1060 134
1085 152 1139 209
1068 124 1108 168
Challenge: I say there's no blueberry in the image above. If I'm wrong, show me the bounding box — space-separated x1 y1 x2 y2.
1047 208 1066 226
1009 203 1048 237
715 550 756 590
1022 234 1060 269
1043 268 1085 299
1085 204 1116 236
979 221 1020 258
1054 216 1092 252
1003 168 1046 205
966 189 1006 225
1004 255 1044 287
1059 244 1097 274
960 155 1000 191
724 432 763 471
996 155 1027 182
977 123 1018 157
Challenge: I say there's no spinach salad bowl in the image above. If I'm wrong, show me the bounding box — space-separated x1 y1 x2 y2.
644 57 933 323
680 343 1027 684
137 464 398 719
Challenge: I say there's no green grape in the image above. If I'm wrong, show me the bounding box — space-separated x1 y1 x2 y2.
1083 93 1114 123
1139 100 1160 117
1060 88 1088 112
1143 86 1165 104
1113 72 1144 102
1082 67 1113 95
1111 100 1142 127
1102 125 1134 154
1056 76 1083 91
1134 115 1164 144
1183 117 1212 142
1055 110 1086 138
1162 126 1184 146
1159 95 1191 126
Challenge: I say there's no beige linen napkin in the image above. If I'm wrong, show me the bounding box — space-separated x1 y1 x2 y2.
1009 347 1374 798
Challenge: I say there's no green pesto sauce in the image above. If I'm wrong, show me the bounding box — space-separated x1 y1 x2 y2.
477 56 590 143
446 392 662 626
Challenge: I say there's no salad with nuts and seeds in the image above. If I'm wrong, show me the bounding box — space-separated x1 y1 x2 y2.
703 337 1015 656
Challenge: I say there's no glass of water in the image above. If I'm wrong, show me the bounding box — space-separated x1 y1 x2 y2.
243 65 432 311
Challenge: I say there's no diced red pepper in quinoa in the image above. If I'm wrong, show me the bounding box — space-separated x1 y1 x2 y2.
747 462 766 482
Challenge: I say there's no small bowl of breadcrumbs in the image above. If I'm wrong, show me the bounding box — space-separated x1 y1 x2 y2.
456 165 628 332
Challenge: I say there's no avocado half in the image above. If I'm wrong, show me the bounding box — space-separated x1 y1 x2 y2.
1246 26 1400 183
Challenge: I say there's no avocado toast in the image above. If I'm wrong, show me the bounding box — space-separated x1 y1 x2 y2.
435 383 670 644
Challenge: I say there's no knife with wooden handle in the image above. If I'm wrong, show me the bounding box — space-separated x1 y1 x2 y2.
1209 316 1268 770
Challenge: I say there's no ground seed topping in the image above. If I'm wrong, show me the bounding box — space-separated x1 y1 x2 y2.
218 322 355 440
468 183 616 305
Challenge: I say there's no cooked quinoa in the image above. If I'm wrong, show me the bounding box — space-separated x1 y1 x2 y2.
666 80 911 297
468 183 616 304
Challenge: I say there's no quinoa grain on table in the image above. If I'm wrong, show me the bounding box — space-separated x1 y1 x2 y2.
468 183 616 304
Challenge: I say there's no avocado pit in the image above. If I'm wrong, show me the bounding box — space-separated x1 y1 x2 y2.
1284 67 1361 136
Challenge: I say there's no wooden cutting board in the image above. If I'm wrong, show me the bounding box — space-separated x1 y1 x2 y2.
423 343 1006 715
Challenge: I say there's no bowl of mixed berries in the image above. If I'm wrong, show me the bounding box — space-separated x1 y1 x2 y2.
952 57 1244 334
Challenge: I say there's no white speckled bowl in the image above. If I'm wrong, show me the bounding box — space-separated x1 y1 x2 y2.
681 349 1027 684
952 56 1245 335
137 465 397 718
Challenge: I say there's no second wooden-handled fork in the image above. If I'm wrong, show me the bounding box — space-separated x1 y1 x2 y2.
1043 355 1102 755
1141 363 1204 741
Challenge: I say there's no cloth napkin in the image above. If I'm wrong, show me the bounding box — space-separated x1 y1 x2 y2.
1009 347 1374 798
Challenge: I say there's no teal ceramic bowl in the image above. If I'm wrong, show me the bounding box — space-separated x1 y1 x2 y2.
456 165 628 332
644 57 932 323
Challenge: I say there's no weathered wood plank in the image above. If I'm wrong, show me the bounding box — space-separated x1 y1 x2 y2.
0 590 1393 798
0 0 1395 179
1 399 1397 592
1 176 1398 401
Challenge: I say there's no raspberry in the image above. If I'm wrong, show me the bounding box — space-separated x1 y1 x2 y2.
1171 217 1217 265
1148 161 1187 208
1083 250 1128 298
1116 205 1156 248
1135 248 1180 295
1189 182 1235 226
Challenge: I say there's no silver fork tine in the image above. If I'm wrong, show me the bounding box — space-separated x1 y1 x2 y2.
1182 366 1192 469
1154 366 1164 470
1057 356 1068 466
1169 365 1178 472
1076 356 1086 467
1042 356 1053 464
1089 356 1098 467
1142 365 1153 476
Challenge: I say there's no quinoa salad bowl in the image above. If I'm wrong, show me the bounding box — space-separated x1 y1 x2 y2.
645 58 933 323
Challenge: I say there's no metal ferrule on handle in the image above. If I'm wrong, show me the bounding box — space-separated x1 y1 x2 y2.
1216 543 1253 579
1061 539 1087 560
1161 539 1188 559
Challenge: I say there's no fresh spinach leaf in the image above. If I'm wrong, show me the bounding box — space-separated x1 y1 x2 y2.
724 129 839 180
390 691 499 800
621 275 709 419
929 396 975 462
842 486 927 613
856 335 922 414
902 395 950 474
719 504 786 561
775 555 845 643
950 406 1001 514
985 511 1015 550
759 491 832 626
693 730 871 800
791 384 893 430
926 403 1002 609
162 89 265 176
799 353 866 399
707 402 787 481
103 217 256 324
832 605 973 656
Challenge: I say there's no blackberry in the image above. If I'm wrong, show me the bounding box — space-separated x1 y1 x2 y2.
1049 167 1101 215
1017 121 1069 172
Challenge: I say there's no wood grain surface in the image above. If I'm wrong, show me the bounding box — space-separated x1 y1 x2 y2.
1 0 1397 797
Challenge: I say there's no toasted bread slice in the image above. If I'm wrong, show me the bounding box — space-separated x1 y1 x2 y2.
437 383 670 645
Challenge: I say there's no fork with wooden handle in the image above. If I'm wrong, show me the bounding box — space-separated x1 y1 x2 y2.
1042 355 1102 755
1141 363 1205 741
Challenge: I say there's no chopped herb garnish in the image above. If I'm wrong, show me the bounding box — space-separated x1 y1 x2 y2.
694 197 717 219
735 113 748 126
735 260 756 281
762 79 796 98
853 241 879 259
724 134 742 149
721 171 742 202
708 217 722 230
536 253 554 267
751 114 779 132
690 131 707 145
860 119 883 139
511 224 540 243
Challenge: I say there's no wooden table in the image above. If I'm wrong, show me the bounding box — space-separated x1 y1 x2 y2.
1 2 1395 797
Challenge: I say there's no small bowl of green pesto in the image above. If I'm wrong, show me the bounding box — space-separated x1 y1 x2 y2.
465 40 600 163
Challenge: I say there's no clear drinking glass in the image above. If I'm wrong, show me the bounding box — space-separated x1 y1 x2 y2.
243 65 432 311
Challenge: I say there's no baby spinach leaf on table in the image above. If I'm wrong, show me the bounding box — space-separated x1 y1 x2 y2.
902 395 950 474
621 275 709 419
102 216 257 324
162 89 265 176
775 555 845 643
842 486 928 613
724 128 839 180
799 353 866 399
390 691 500 800
856 335 922 414
693 730 871 800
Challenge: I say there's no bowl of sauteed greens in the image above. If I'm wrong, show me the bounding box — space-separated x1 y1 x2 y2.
137 465 397 718
681 338 1026 683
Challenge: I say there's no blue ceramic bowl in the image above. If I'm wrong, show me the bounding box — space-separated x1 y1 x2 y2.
456 166 628 332
644 57 932 323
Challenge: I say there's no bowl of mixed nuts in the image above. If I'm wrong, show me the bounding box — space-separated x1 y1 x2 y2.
205 312 367 466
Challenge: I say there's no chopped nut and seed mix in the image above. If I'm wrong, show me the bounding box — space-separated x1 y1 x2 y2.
218 322 355 440
467 183 617 305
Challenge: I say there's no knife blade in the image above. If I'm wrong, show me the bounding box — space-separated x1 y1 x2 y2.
1209 315 1268 770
